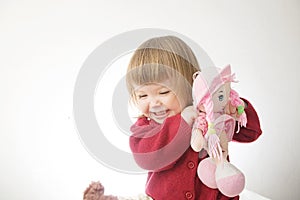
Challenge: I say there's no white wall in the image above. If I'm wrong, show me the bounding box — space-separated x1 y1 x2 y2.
1 0 299 199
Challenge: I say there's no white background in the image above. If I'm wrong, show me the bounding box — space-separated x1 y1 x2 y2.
1 0 299 199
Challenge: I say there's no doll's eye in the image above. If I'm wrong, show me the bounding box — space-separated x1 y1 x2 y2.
218 95 224 101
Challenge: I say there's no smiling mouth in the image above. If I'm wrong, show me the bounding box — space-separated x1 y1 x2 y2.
150 110 169 118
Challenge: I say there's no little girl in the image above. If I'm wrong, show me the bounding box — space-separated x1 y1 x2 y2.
84 36 262 200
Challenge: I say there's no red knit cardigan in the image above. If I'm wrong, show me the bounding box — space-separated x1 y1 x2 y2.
129 99 262 200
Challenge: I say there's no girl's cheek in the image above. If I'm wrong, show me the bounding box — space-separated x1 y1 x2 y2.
137 102 148 113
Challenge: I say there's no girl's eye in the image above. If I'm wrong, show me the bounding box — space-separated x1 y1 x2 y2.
218 95 224 101
138 94 147 99
160 91 170 95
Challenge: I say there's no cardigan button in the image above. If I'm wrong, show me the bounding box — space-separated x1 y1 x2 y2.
185 191 193 199
187 161 195 169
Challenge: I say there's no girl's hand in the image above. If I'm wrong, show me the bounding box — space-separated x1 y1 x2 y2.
224 99 245 120
181 106 198 126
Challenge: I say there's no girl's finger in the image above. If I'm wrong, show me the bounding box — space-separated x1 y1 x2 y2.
224 104 230 114
230 104 237 114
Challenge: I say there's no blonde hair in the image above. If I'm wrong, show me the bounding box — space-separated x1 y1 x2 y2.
126 36 200 107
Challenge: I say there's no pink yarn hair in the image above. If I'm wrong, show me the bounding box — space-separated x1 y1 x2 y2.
202 95 223 159
230 89 247 132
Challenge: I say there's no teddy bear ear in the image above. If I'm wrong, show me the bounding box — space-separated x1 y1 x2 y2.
193 71 201 80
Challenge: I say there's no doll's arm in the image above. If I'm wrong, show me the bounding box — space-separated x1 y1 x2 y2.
129 114 191 172
191 112 207 152
232 98 262 142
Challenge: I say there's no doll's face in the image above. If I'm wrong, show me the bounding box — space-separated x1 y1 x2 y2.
212 82 231 113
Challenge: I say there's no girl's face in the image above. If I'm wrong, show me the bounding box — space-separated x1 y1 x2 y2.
134 82 182 124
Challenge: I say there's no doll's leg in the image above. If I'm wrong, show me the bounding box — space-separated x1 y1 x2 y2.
83 181 118 200
197 131 227 189
197 157 218 189
215 161 245 197
215 131 245 197
219 131 228 160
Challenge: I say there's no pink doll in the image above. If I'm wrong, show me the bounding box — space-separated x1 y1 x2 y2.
190 65 247 197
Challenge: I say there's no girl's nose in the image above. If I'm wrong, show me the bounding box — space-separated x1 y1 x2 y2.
149 97 161 107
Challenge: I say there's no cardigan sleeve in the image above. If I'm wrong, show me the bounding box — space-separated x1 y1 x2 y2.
232 98 262 142
129 114 192 172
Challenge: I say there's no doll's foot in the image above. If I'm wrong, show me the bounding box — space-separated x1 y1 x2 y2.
215 161 245 197
197 157 217 188
83 181 118 200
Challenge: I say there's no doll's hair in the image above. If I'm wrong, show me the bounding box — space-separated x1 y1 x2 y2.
126 36 200 107
230 89 247 130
